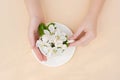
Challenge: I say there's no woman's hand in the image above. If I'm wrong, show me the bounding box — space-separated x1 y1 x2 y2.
69 0 105 47
69 17 97 46
29 17 47 61
25 0 47 61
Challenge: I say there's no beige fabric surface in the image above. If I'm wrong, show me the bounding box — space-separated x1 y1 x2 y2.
0 0 120 80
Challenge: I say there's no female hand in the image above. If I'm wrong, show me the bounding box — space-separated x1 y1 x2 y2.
69 17 97 46
28 17 47 61
69 0 105 46
25 0 47 61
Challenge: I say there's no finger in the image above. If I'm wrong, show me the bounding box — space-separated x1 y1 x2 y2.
69 33 90 46
69 26 84 40
33 47 44 61
37 48 47 61
37 45 47 61
35 36 47 61
29 33 35 48
29 32 47 61
42 55 47 61
38 49 47 61
81 41 90 46
34 44 47 61
81 34 96 46
28 32 38 47
80 37 93 46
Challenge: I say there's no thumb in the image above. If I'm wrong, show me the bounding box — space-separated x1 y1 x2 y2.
69 26 84 40
69 34 77 40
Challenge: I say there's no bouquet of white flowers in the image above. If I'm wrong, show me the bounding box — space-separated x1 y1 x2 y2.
36 22 74 57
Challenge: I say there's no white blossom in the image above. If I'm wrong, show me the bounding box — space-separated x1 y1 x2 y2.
57 48 63 54
60 35 67 41
44 30 50 35
41 35 49 43
42 46 49 53
55 29 61 36
48 25 55 33
62 44 67 50
36 23 69 57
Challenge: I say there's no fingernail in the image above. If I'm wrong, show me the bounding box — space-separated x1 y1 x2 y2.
67 40 75 43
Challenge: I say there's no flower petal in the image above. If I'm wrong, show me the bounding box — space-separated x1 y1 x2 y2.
48 25 55 33
44 30 50 35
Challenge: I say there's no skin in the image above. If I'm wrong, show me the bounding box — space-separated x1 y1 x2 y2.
25 0 47 61
24 0 105 61
69 0 105 46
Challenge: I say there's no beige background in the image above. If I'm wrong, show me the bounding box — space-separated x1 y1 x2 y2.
0 0 120 80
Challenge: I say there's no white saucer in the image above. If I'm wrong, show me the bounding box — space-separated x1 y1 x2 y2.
32 22 76 67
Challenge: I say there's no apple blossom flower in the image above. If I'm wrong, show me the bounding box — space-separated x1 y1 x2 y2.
36 22 70 57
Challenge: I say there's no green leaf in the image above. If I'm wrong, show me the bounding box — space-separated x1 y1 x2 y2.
38 23 46 36
63 40 69 47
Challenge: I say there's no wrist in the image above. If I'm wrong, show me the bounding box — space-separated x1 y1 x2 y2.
30 16 44 23
29 16 44 28
29 16 43 32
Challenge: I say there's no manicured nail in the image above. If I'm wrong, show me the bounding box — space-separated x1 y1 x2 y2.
67 40 75 43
